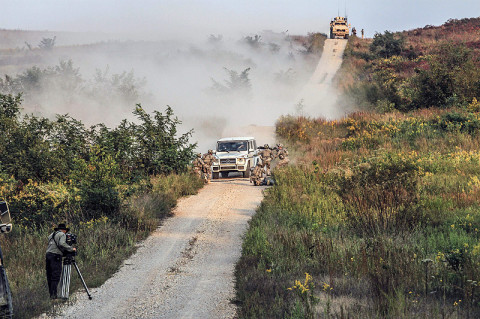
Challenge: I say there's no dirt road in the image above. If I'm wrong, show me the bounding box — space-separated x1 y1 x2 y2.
54 179 265 319
298 39 348 119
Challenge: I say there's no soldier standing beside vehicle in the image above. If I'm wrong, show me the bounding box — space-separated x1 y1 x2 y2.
192 153 207 183
259 144 274 175
202 150 215 182
276 144 290 168
46 223 76 299
250 162 264 186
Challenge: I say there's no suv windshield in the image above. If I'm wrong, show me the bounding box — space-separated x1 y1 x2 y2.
217 141 248 152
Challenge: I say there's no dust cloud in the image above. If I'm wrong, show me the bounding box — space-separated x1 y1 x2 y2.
0 29 348 150
297 39 351 120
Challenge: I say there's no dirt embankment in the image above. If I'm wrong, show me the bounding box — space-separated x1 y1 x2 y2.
49 178 265 319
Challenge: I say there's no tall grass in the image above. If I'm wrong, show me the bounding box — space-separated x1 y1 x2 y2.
236 108 480 318
2 173 203 319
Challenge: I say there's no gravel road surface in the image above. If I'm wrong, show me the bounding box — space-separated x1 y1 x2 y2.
51 178 265 319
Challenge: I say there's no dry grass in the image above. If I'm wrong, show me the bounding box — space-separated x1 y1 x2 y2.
237 105 480 318
3 173 204 319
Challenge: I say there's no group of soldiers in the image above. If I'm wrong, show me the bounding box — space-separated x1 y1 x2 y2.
250 143 289 186
192 149 215 183
351 27 365 39
191 143 289 186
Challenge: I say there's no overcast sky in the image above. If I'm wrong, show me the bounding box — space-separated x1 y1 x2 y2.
1 0 479 38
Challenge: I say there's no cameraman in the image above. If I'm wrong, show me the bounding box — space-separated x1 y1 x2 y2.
45 223 76 299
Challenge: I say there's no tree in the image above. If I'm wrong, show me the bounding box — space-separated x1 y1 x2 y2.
244 35 262 48
70 146 121 219
370 31 405 58
0 93 22 121
132 105 196 175
38 36 56 50
0 94 22 170
210 67 252 96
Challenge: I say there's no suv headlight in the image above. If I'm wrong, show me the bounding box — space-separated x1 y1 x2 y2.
236 157 245 164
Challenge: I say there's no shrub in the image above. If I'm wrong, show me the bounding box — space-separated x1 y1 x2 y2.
333 154 421 236
70 147 121 219
370 31 405 58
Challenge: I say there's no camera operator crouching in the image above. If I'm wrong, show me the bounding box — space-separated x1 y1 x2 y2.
45 223 76 299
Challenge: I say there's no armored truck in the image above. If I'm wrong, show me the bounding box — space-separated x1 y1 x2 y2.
330 16 350 39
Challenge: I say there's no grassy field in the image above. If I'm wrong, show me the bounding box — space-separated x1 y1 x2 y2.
235 17 480 319
2 173 203 318
236 109 480 318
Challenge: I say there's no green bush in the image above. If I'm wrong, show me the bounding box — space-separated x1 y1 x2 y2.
333 154 421 235
70 148 121 219
347 34 480 112
370 31 405 58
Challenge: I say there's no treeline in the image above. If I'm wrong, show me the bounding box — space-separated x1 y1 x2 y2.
0 92 196 226
0 60 146 113
342 18 480 112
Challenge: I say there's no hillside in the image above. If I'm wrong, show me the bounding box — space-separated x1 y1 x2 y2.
235 17 480 318
338 17 480 112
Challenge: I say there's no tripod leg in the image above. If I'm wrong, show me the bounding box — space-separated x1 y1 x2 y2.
58 264 71 299
72 262 92 300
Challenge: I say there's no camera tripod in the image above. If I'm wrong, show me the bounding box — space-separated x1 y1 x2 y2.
58 254 92 300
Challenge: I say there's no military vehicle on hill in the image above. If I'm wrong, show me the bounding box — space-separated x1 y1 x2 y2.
330 16 350 39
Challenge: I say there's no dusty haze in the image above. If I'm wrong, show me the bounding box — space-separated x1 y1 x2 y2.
0 28 347 150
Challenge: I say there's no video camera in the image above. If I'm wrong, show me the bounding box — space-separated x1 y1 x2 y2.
63 233 77 257
65 233 77 246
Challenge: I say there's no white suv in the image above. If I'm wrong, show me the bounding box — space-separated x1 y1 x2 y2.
211 137 260 179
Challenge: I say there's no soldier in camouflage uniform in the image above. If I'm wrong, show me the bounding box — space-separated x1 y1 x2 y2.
276 143 290 168
192 153 207 182
259 144 274 176
202 149 215 182
250 162 264 186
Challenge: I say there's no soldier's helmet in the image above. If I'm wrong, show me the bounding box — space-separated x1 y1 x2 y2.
197 153 202 157
264 144 269 149
279 154 285 159
208 149 213 154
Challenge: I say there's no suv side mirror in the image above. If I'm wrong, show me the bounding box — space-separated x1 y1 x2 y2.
0 201 12 233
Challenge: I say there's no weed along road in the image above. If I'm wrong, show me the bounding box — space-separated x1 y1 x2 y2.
55 178 265 319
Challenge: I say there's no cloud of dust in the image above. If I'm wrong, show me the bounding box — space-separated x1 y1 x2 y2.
295 39 352 120
1 28 349 151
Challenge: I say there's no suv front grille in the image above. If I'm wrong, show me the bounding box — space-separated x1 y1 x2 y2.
220 159 236 164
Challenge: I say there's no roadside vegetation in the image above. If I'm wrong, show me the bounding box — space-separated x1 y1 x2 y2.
0 93 203 318
339 17 480 112
236 17 480 318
